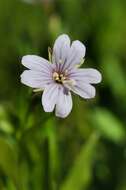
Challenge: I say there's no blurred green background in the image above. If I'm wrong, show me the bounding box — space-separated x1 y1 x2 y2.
0 0 126 189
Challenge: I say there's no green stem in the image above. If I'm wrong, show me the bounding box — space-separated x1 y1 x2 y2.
43 138 51 190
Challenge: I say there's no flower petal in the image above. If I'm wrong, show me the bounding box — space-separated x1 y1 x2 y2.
65 82 96 99
42 83 59 112
52 34 70 66
69 68 102 84
21 70 52 88
55 88 72 118
22 55 52 73
64 40 86 70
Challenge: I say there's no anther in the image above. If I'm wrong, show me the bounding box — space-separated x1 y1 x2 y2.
59 59 62 64
52 72 66 84
53 72 59 79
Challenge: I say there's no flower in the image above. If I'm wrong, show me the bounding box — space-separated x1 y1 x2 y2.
21 34 102 118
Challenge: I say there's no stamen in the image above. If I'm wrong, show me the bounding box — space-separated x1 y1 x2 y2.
53 72 66 84
53 72 59 79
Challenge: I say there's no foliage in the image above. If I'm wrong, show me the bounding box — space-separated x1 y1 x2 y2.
0 0 126 189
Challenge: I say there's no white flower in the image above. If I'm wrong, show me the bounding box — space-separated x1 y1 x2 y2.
21 34 102 118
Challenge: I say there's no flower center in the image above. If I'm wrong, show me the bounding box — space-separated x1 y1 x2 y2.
53 72 66 84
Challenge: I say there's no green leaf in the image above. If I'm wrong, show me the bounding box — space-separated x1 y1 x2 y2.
92 108 125 143
60 133 99 190
0 137 19 188
43 118 60 190
0 106 14 134
103 56 126 99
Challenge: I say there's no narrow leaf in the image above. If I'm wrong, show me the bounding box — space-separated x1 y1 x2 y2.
60 133 99 190
92 108 125 143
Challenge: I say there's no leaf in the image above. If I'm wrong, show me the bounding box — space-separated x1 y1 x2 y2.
60 133 99 190
43 118 60 190
0 137 19 188
0 106 14 134
92 108 125 143
103 56 126 99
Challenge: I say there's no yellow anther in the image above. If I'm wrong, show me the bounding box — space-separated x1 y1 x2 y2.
53 72 59 79
55 77 59 80
53 72 66 83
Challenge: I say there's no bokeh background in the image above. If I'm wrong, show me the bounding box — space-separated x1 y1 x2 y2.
0 0 126 189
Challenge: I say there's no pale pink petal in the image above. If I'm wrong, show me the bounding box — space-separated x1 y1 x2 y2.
69 68 102 84
42 83 59 112
64 81 95 99
55 88 72 118
52 34 70 67
63 40 86 71
22 55 52 73
21 70 53 88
